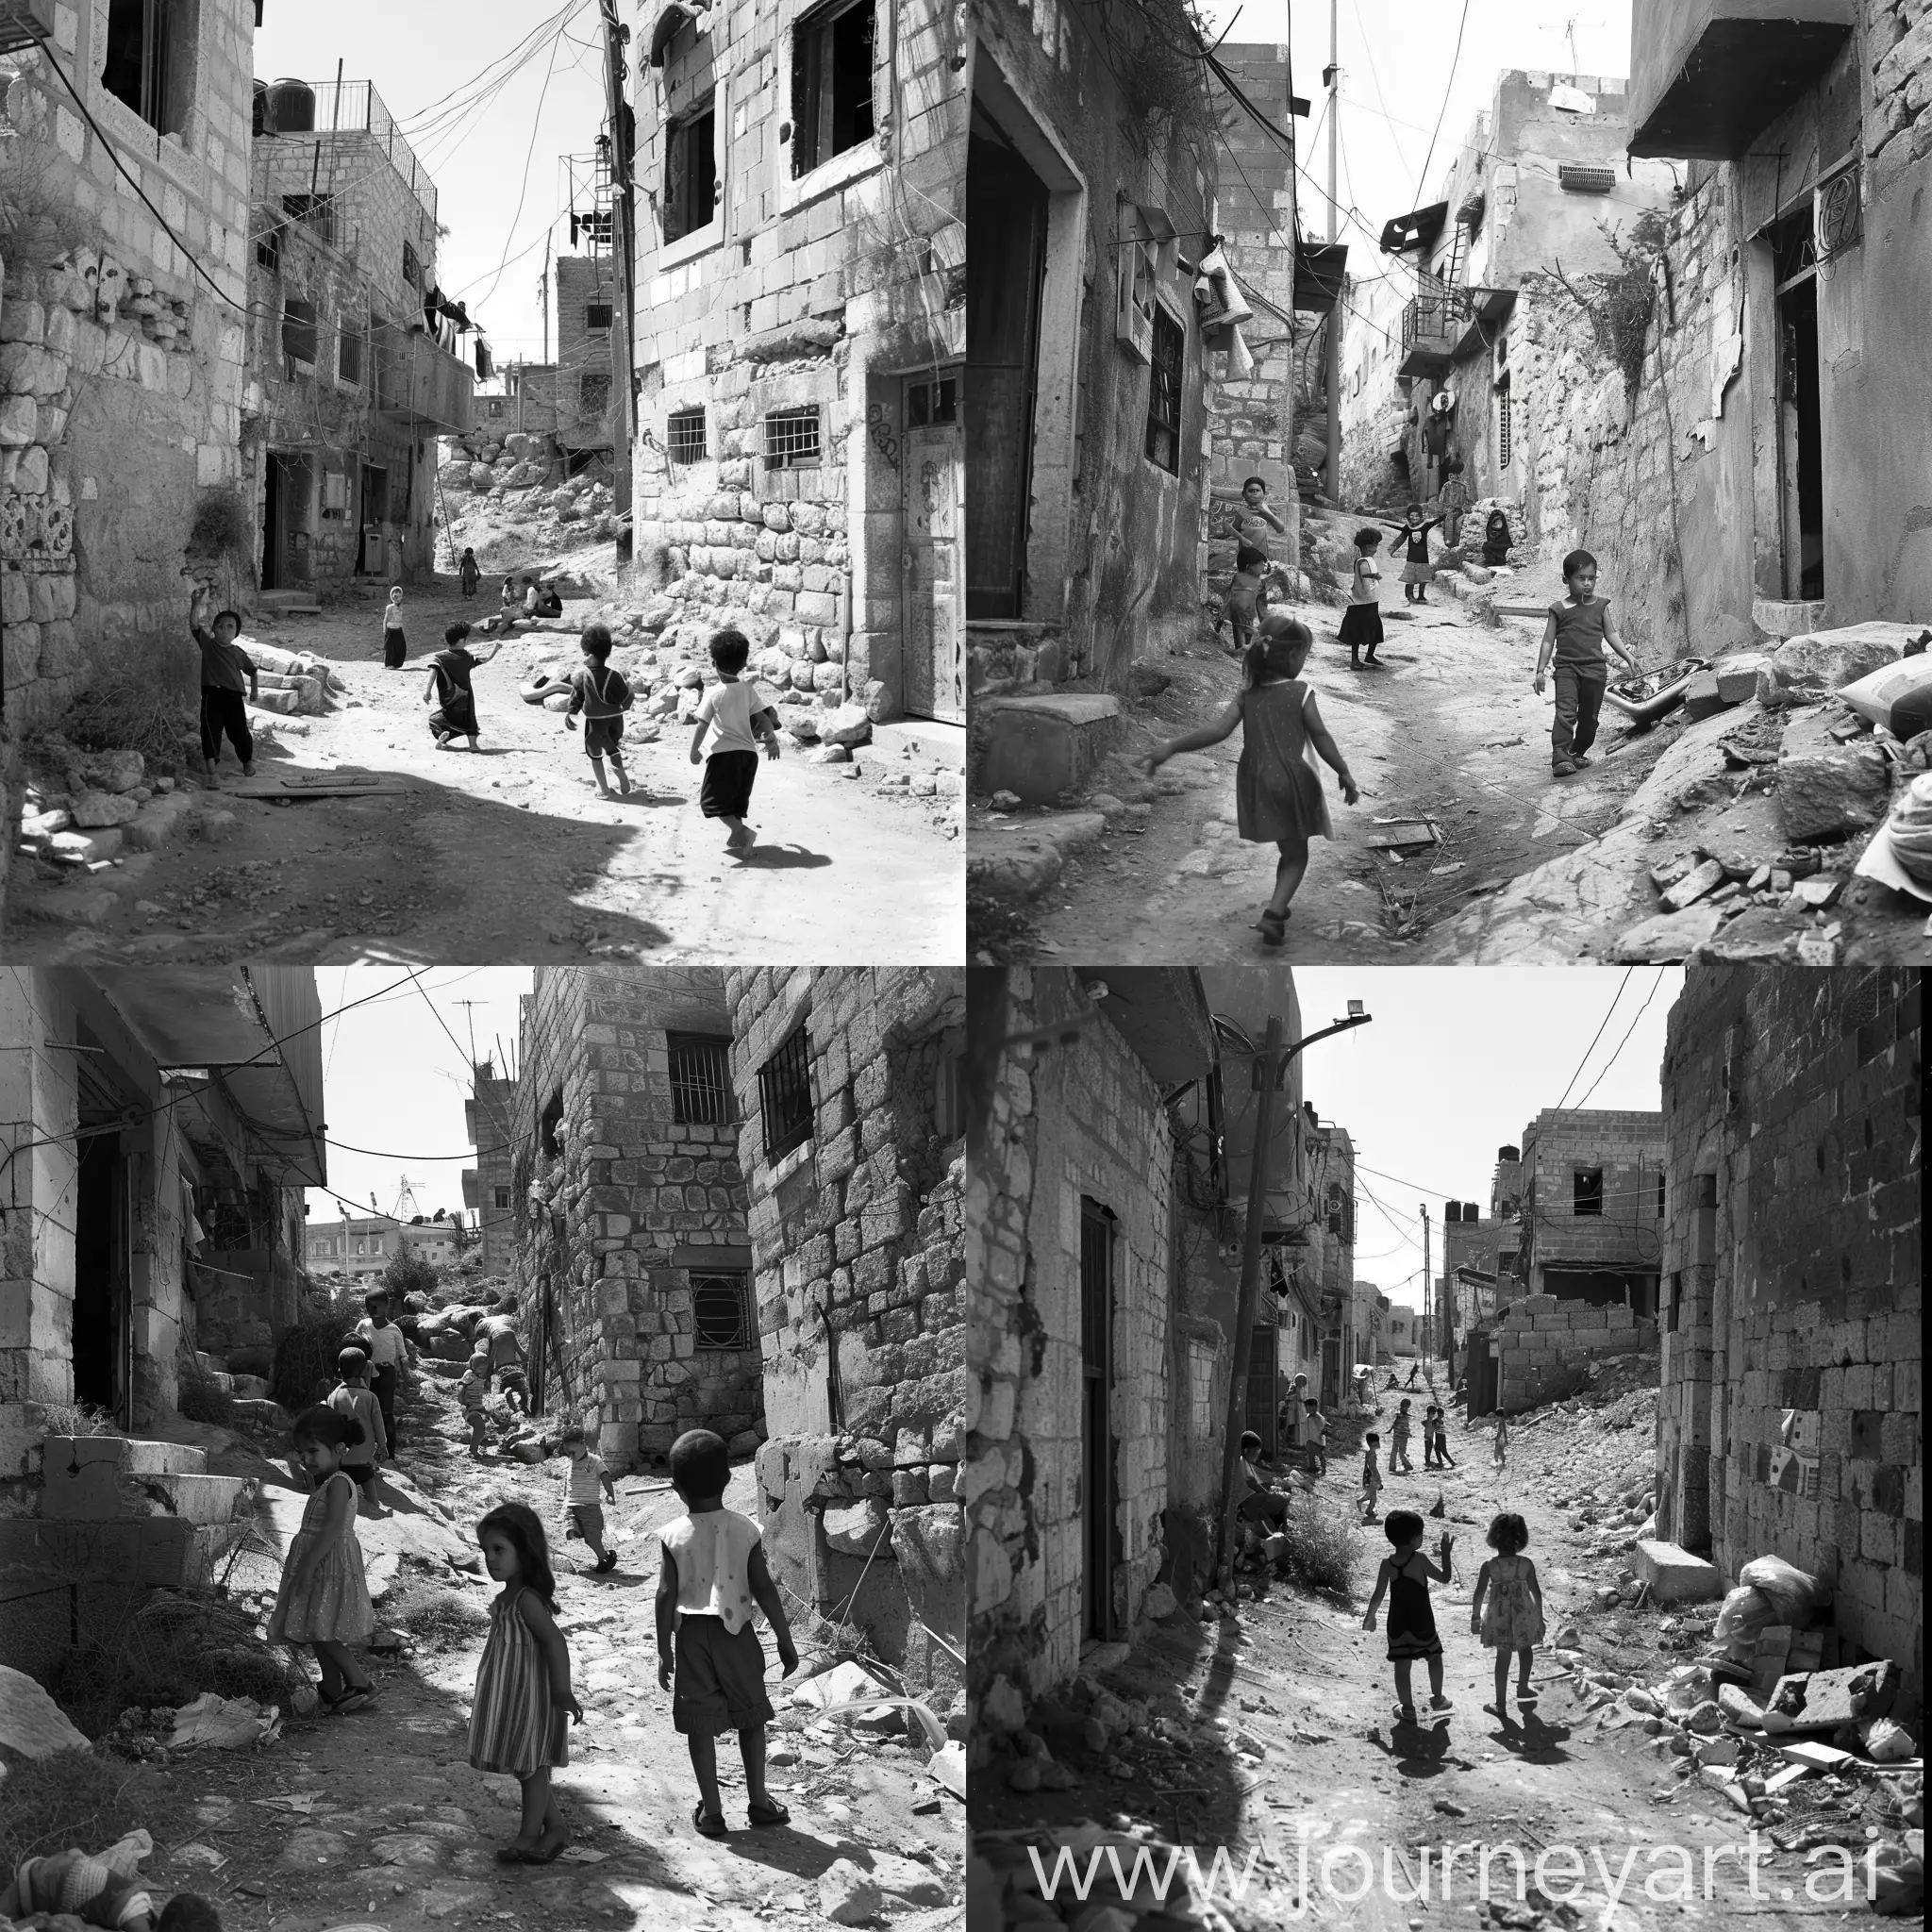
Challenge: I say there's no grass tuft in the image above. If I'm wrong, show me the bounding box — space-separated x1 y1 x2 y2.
1276 1498 1363 1595
0 1746 181 1869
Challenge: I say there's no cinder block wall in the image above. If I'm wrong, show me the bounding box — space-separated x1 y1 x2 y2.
553 255 613 452
1489 1291 1657 1410
1523 1108 1666 1276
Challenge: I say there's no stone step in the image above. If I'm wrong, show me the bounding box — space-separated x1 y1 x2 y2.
872 719 965 771
973 694 1123 806
129 1471 258 1526
230 1397 288 1429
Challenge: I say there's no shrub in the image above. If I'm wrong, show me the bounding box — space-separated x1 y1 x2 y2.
382 1253 440 1301
387 1580 490 1653
273 1280 371 1409
0 1747 176 1870
1276 1499 1362 1595
54 678 194 771
175 1359 238 1428
32 1401 122 1439
186 486 250 561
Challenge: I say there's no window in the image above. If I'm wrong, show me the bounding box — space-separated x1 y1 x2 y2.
102 0 193 136
540 1091 564 1159
906 377 958 426
763 407 821 471
664 102 718 244
402 242 421 289
691 1273 752 1350
758 1024 813 1160
667 1033 735 1125
256 224 282 275
1656 1174 1666 1220
282 192 337 246
338 318 363 386
1144 306 1184 474
584 303 612 331
578 370 610 417
281 297 318 367
792 0 874 176
1496 371 1511 467
667 406 708 464
1574 1167 1604 1216
493 1188 511 1209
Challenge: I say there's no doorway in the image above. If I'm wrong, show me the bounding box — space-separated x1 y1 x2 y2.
74 1133 132 1426
965 114 1048 620
1244 1320 1277 1458
261 455 283 590
1079 1200 1117 1643
1771 209 1824 601
901 368 964 721
358 463 390 576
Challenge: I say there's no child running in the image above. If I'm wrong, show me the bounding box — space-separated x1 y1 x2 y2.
265 1407 378 1713
327 1348 389 1516
1427 1404 1457 1469
656 1427 799 1839
558 1425 619 1574
1534 547 1641 776
1471 1511 1545 1723
1391 1398 1416 1473
1359 1430 1383 1521
190 587 258 787
425 620 503 752
1363 1509 1456 1724
566 624 635 798
1339 527 1386 668
470 1502 582 1863
381 586 408 668
458 546 481 598
1143 613 1361 946
689 627 782 856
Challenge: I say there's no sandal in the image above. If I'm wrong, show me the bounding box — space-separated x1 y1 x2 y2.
692 1804 730 1840
334 1686 376 1714
746 1798 791 1828
1256 909 1287 948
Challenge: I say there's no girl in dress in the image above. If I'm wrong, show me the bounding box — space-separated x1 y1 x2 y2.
1362 1508 1456 1724
1492 1411 1509 1471
266 1407 378 1713
470 1502 583 1864
1143 615 1361 947
381 587 408 668
1385 505 1443 605
1470 1511 1546 1722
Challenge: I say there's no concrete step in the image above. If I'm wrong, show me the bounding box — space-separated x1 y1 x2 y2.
128 1471 258 1525
40 1435 263 1528
973 694 1123 807
873 719 964 771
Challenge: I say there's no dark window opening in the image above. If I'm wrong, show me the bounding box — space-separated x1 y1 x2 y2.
358 462 389 524
1656 1174 1666 1220
282 192 337 245
281 297 318 366
764 407 821 470
1574 1167 1604 1216
578 370 611 417
691 1273 752 1350
257 225 282 275
793 0 875 176
584 302 612 331
493 1187 511 1209
758 1024 813 1161
1144 305 1183 474
338 319 363 385
103 0 193 136
402 242 421 289
664 103 718 244
667 1033 735 1125
540 1091 565 1159
906 376 958 427
667 406 708 464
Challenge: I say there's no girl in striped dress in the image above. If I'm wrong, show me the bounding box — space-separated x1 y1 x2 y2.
266 1407 378 1713
470 1502 582 1863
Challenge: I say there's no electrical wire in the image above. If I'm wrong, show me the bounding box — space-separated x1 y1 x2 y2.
1554 967 1635 1111
1572 970 1669 1110
467 28 569 312
1408 0 1473 214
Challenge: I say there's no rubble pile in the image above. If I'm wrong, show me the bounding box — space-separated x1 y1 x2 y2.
438 428 623 546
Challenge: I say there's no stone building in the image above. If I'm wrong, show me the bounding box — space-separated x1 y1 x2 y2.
1298 1110 1359 1405
1656 966 1920 1706
631 0 966 733
1336 269 1414 508
725 967 964 1690
242 77 473 594
462 1058 519 1278
551 254 614 476
1435 1143 1523 1370
306 1208 462 1281
506 968 760 1463
1513 1107 1667 1309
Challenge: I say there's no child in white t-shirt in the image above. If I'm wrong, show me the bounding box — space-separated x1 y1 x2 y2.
558 1425 618 1574
689 628 782 856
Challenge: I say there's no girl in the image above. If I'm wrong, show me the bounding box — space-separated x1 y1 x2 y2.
1385 505 1443 605
499 576 520 628
1339 527 1385 668
1358 1430 1382 1521
381 586 408 668
1143 614 1361 947
458 547 481 598
1470 1511 1545 1723
471 1502 583 1863
1362 1509 1456 1724
426 620 503 752
1391 1398 1415 1473
1223 543 1271 657
1492 1411 1508 1471
266 1407 378 1714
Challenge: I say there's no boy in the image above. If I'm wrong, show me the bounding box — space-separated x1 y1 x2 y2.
1430 1405 1457 1469
382 586 408 668
355 1290 410 1457
559 1424 619 1574
458 1351 491 1455
1339 527 1385 669
191 587 258 787
1534 548 1641 776
1302 1396 1328 1477
656 1427 799 1838
1224 542 1271 656
327 1347 388 1514
1391 1398 1416 1473
566 624 635 799
689 627 781 856
1360 1430 1383 1522
475 1297 530 1413
1236 1429 1291 1533
425 620 503 752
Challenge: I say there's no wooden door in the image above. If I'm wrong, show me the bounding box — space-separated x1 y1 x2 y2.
1079 1200 1117 1642
902 370 963 721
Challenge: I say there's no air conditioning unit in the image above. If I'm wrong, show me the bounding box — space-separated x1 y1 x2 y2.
0 0 55 56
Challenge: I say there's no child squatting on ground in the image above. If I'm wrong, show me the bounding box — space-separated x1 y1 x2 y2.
1144 614 1360 946
1363 1508 1457 1724
690 628 782 856
567 624 636 797
190 587 258 785
1471 1510 1546 1724
558 1424 619 1573
656 1426 799 1839
1534 548 1641 775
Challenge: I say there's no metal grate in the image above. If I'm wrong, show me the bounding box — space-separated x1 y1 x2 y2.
691 1273 752 1350
1143 306 1183 473
667 1033 734 1125
667 406 708 464
758 1024 813 1159
763 407 822 470
1557 164 1615 194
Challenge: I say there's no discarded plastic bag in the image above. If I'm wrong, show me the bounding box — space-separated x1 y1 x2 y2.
170 1691 283 1749
926 1739 966 1799
1712 1587 1776 1654
1738 1556 1830 1626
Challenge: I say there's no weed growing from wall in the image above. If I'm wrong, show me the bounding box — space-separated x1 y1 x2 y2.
1550 210 1670 395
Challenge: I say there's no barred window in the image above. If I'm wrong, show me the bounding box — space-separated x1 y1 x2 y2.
1557 164 1615 194
584 302 612 331
667 407 708 464
667 1033 735 1125
758 1024 813 1160
764 407 822 471
402 241 421 288
1144 306 1183 474
691 1273 752 1350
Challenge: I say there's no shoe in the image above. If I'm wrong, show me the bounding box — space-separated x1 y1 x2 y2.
1256 908 1287 947
691 1805 729 1840
1573 754 1592 766
746 1798 791 1828
593 1550 618 1574
1551 760 1577 776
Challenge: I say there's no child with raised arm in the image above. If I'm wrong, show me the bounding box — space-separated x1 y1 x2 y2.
190 588 259 787
689 627 781 856
1362 1508 1457 1725
566 623 635 798
1144 614 1360 946
1385 505 1443 605
425 620 502 752
1534 548 1641 775
656 1427 799 1839
1471 1511 1545 1724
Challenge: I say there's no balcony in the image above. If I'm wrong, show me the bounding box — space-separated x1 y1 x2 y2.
373 325 475 435
1627 0 1857 160
1398 291 1457 378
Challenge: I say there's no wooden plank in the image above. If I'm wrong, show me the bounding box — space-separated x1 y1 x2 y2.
225 770 417 799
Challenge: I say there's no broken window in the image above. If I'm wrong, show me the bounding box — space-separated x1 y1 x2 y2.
763 406 821 471
493 1188 511 1209
584 302 612 332
691 1273 752 1350
666 1033 735 1125
102 0 194 136
282 193 337 246
1144 305 1184 475
758 1024 813 1161
792 0 874 176
256 224 282 275
1573 1167 1604 1216
663 100 718 244
666 406 708 464
578 371 610 417
281 297 318 367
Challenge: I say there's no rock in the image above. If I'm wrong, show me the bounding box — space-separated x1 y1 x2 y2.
1686 1700 1724 1735
1682 671 1734 722
865 1849 950 1906
821 702 873 748
1141 1582 1177 1620
814 743 852 763
1790 873 1842 908
0 1661 91 1757
726 1428 760 1458
70 789 140 828
1607 904 1724 962
1007 1757 1042 1792
818 1859 886 1925
1659 857 1725 911
1775 706 1889 841
1713 652 1773 703
1772 622 1913 693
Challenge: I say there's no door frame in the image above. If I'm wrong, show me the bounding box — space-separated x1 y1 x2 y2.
899 365 964 722
1079 1198 1119 1643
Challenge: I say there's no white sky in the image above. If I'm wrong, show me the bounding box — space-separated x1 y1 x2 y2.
304 968 534 1231
1286 966 1680 1313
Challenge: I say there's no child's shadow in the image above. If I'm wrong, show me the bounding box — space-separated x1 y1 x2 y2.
733 843 832 869
1491 1711 1574 1764
705 1824 900 1886
1372 1718 1455 1774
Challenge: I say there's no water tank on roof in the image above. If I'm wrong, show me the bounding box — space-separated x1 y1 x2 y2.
1498 1144 1520 1162
268 78 315 133
1462 1202 1480 1222
1444 1202 1462 1223
253 80 271 136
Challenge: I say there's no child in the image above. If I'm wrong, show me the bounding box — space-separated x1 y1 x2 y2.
1362 1510 1456 1724
381 586 407 668
523 575 541 617
1339 527 1386 669
355 1290 409 1457
0 1859 223 1930
459 547 481 598
1236 1428 1291 1534
470 1502 583 1863
656 1427 799 1839
1224 542 1271 656
426 620 503 752
1359 1431 1383 1521
1470 1511 1545 1722
566 624 636 798
1534 548 1641 776
1386 505 1443 605
689 627 782 856
1302 1397 1328 1476
1491 1410 1508 1470
1144 615 1361 947
327 1348 389 1515
500 575 520 628
190 588 258 786
559 1425 619 1574
1422 1402 1440 1471
1431 1406 1457 1469
459 1351 491 1455
1234 475 1288 553
1391 1398 1415 1473
266 1407 378 1713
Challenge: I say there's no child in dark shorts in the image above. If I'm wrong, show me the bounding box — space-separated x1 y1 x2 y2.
689 628 782 855
565 624 635 797
655 1427 798 1839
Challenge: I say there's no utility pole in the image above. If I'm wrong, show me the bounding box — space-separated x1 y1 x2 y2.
455 1000 482 1073
597 0 637 566
1324 0 1341 505
1421 1204 1432 1368
540 231 552 366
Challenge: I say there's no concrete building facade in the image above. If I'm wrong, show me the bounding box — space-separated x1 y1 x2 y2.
1516 1106 1667 1309
726 967 964 1690
1299 1114 1359 1405
551 253 614 473
306 1210 462 1281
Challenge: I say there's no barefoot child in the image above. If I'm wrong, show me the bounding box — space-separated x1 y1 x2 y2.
327 1348 389 1516
266 1407 378 1713
1359 1430 1383 1521
459 1351 491 1454
558 1425 619 1574
656 1427 799 1838
1340 527 1386 668
1534 548 1641 776
191 590 259 787
1144 614 1361 946
689 627 782 856
1492 1411 1508 1471
382 586 408 668
471 1503 582 1863
1302 1396 1328 1477
425 621 503 752
1224 543 1270 657
1471 1511 1545 1722
1391 1398 1416 1473
459 547 481 598
1363 1510 1456 1724
566 624 635 798
1428 1404 1457 1469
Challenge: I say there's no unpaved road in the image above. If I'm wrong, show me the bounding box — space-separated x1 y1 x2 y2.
9 579 963 966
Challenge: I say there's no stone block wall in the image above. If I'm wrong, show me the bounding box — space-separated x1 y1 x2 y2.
552 255 613 454
1521 1108 1667 1278
729 967 964 1687
465 1067 519 1279
1488 1291 1658 1410
1660 967 1920 1707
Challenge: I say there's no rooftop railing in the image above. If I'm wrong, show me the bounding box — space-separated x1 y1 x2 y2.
262 80 438 226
